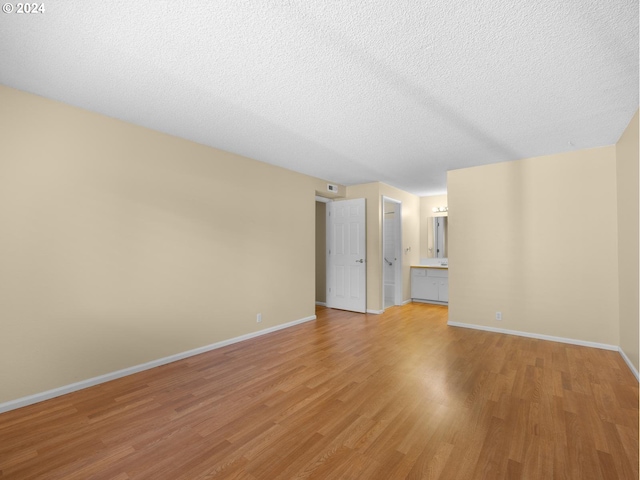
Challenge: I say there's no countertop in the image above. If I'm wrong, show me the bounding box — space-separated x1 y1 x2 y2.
411 265 448 269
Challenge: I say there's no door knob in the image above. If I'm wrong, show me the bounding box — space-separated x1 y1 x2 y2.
355 259 364 263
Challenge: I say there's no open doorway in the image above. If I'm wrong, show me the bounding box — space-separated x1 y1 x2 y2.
315 197 329 306
382 196 402 310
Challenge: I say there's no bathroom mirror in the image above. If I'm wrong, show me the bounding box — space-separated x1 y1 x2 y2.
433 216 448 258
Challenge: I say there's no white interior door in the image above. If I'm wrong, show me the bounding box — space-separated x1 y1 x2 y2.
327 198 366 313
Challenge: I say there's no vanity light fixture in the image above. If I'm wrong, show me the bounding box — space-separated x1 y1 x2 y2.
432 206 448 213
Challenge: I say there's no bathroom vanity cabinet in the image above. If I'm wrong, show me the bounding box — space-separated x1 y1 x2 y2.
411 267 448 304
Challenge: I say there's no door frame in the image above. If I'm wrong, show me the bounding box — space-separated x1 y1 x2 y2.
315 196 331 306
381 196 402 310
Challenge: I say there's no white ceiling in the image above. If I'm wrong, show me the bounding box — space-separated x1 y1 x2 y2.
1 1 637 196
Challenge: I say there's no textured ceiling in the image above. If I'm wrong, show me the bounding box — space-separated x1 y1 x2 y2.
1 1 637 196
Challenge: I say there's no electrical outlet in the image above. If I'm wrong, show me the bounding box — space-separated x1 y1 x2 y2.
495 311 502 321
257 313 262 323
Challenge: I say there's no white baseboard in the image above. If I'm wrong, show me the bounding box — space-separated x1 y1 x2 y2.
413 299 448 306
447 321 618 351
0 315 317 415
400 299 412 305
315 301 327 307
618 347 640 382
367 309 384 314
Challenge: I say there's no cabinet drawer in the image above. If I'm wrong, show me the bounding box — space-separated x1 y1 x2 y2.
427 269 448 278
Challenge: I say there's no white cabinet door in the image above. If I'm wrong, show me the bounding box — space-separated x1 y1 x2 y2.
425 278 439 301
411 269 425 298
411 269 438 300
438 279 449 302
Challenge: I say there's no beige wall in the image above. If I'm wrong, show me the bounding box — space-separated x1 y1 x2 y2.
616 110 639 372
315 202 327 303
346 182 420 312
448 146 620 345
0 85 343 404
419 194 448 259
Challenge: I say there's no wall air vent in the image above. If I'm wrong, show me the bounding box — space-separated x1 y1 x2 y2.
327 184 338 192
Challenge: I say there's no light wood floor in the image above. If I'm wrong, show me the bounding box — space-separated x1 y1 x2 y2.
1 304 638 479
